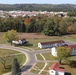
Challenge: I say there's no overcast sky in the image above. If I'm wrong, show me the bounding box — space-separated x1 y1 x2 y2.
0 0 76 4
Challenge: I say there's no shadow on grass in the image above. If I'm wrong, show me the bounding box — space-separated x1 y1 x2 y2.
21 65 32 72
65 72 71 75
69 60 76 68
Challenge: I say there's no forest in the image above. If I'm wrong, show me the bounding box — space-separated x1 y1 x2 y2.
0 4 76 12
0 15 76 36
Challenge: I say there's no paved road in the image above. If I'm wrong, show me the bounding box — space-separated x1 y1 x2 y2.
1 40 76 75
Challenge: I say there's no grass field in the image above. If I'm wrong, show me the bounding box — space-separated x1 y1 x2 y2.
42 52 57 60
36 54 44 60
60 64 76 75
30 62 45 74
0 48 26 75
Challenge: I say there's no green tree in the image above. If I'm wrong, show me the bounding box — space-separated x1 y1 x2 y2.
43 19 55 36
11 58 21 75
3 30 18 45
26 18 35 32
56 47 70 64
59 20 68 35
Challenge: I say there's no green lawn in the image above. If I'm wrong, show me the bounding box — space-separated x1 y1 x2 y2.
40 71 48 75
60 64 76 75
42 52 57 60
36 54 44 60
68 56 76 60
30 62 45 73
0 48 26 75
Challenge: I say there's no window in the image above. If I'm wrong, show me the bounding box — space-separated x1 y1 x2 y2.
51 71 53 73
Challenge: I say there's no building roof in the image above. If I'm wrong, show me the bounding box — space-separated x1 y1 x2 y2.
64 45 76 49
39 40 64 45
49 63 65 72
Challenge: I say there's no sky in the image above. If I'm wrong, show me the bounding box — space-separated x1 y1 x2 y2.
0 0 76 4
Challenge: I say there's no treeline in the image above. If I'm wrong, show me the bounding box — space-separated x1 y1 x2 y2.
0 15 76 36
24 16 76 35
0 16 25 32
0 4 76 12
67 11 76 17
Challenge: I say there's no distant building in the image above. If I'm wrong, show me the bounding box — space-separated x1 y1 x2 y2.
51 45 76 56
38 40 65 48
49 62 65 75
12 38 26 44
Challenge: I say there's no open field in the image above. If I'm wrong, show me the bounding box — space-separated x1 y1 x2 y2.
1 32 76 42
0 48 26 75
0 33 76 50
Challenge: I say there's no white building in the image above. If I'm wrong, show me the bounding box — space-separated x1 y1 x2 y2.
49 62 65 75
12 38 26 45
38 40 65 48
51 45 76 56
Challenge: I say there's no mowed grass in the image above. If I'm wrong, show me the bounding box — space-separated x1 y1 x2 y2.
36 54 44 60
40 71 48 75
0 48 20 56
60 64 76 75
42 52 57 60
0 48 26 75
68 56 76 60
30 62 45 73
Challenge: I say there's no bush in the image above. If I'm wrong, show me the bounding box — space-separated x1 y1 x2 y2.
61 59 70 65
69 60 76 68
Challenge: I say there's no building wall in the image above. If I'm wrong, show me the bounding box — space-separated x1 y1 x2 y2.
51 47 76 57
38 42 65 49
38 43 42 48
49 70 64 75
49 70 56 75
58 71 65 75
70 48 76 55
51 47 57 56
